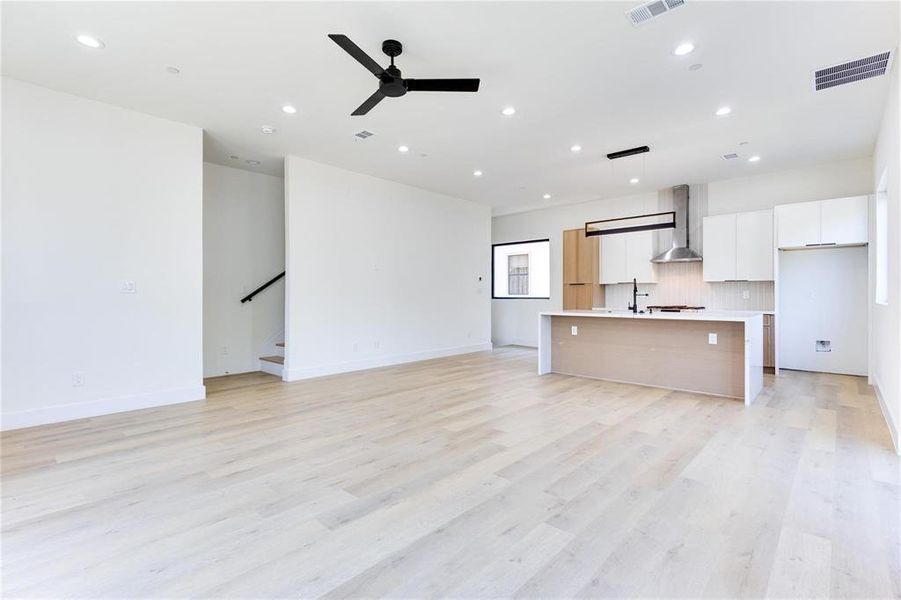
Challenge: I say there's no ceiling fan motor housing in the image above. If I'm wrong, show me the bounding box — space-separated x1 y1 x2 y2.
380 65 407 97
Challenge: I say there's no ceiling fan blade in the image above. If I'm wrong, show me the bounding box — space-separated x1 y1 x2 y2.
351 90 386 116
405 78 480 92
328 34 385 78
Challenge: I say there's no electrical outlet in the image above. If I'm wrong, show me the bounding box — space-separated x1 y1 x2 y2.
708 333 718 345
742 290 750 300
571 326 578 336
72 372 86 386
120 279 136 294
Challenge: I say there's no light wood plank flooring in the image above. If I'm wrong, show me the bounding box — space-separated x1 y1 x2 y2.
203 371 282 394
2 347 899 598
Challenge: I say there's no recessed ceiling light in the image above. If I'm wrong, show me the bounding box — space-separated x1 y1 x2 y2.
715 106 732 117
689 63 703 71
281 105 297 114
570 144 582 153
501 106 516 116
260 126 276 134
76 34 104 49
630 177 640 184
673 42 695 56
543 193 551 200
245 160 261 166
166 66 180 75
398 145 410 153
748 155 761 163
473 170 483 177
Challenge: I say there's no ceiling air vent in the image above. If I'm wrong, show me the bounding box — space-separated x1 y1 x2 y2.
353 130 375 141
722 153 739 160
626 0 685 26
814 51 893 91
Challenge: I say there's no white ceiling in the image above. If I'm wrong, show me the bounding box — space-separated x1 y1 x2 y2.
2 1 898 215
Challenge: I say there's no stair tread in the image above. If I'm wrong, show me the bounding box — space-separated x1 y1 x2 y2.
260 355 284 365
276 342 285 347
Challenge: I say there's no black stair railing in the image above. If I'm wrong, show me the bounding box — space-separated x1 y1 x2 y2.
241 271 285 303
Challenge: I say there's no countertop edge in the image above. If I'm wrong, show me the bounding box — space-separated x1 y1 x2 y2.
539 310 767 323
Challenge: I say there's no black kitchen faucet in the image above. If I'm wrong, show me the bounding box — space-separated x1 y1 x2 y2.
628 277 649 314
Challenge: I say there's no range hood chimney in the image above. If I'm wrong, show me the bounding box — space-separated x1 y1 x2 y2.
651 184 703 263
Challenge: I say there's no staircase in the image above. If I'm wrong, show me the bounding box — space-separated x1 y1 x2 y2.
260 341 285 377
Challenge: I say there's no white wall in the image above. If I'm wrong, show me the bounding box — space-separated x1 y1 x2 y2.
203 162 284 377
492 192 658 347
871 65 900 454
284 156 491 380
1 78 204 429
707 157 873 215
492 157 874 348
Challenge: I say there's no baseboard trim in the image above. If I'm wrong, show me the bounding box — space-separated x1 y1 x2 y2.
284 342 493 381
873 378 900 456
0 385 207 431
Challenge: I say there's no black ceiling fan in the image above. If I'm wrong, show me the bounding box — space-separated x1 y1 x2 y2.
328 34 480 116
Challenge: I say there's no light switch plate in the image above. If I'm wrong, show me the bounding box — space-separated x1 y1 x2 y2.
120 279 136 294
571 326 578 336
708 333 717 345
72 372 85 386
742 290 750 299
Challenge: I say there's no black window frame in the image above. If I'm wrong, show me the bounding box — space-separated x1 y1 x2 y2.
491 238 551 300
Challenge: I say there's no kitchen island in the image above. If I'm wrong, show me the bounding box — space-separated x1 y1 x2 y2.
538 309 764 405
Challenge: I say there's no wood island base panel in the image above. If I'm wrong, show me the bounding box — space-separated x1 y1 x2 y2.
539 310 764 404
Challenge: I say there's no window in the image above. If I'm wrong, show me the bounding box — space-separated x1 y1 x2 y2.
492 239 550 299
507 254 529 295
876 170 888 305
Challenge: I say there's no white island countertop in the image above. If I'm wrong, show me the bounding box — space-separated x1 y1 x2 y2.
539 308 766 323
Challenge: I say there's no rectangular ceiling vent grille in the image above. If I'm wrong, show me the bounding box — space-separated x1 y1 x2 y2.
815 51 893 91
722 153 739 160
626 0 685 26
353 130 374 140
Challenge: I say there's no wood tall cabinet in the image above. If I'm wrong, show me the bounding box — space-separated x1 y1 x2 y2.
562 228 604 309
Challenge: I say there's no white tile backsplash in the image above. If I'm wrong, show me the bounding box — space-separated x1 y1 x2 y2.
603 262 774 311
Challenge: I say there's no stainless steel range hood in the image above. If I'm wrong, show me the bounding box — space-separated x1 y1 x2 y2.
651 184 703 263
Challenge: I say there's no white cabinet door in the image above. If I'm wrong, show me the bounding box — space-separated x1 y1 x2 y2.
600 234 626 284
820 196 868 245
736 209 774 281
703 214 737 281
776 201 820 248
626 230 656 283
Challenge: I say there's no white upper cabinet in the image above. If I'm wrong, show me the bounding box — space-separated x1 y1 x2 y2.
776 196 868 248
776 202 820 248
820 196 868 246
599 231 656 284
626 230 656 284
736 209 774 281
703 214 738 282
600 234 626 284
703 209 773 282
